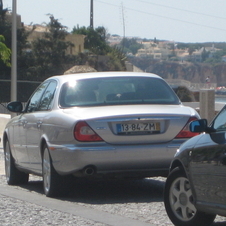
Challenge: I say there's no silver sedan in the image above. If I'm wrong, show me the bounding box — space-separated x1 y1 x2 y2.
3 72 200 197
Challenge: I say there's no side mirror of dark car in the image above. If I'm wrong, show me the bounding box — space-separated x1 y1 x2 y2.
7 101 23 113
190 119 208 133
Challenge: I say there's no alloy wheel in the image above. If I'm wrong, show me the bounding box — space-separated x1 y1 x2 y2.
169 176 196 221
43 147 51 194
4 141 11 181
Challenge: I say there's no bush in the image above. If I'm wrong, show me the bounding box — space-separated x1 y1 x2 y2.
173 86 196 102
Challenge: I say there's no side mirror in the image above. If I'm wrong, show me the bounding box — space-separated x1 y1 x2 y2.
190 119 208 133
7 101 23 113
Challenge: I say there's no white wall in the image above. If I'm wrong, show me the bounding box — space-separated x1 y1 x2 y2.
0 114 10 148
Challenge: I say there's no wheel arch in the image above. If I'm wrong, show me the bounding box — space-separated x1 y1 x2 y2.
170 159 197 200
170 159 187 176
40 138 47 159
3 131 9 151
39 138 59 174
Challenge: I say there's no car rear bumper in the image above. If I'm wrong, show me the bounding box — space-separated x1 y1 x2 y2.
48 139 187 177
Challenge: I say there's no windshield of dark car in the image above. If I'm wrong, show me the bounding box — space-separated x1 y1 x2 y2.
59 76 180 107
213 107 226 131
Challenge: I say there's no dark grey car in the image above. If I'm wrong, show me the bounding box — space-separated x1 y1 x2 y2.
164 105 226 226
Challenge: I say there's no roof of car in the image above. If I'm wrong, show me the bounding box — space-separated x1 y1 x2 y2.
47 71 162 82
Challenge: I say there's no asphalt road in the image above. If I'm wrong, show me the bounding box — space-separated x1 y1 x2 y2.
0 149 225 226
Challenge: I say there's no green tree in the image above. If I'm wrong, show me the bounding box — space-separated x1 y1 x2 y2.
201 48 209 62
0 7 31 79
153 37 158 44
72 25 126 71
0 7 12 77
188 46 195 56
72 25 109 55
29 15 75 80
0 35 11 66
173 86 195 102
119 38 143 55
204 50 226 64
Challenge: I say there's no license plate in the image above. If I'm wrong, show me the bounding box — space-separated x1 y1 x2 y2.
116 122 160 134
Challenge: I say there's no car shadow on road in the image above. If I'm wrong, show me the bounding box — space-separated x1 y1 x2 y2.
3 175 226 225
213 223 226 226
67 177 165 204
21 177 166 204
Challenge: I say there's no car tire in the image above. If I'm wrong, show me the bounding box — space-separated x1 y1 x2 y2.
4 139 29 185
42 144 72 197
164 167 216 226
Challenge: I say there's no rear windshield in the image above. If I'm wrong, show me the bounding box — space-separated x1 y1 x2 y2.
59 76 180 107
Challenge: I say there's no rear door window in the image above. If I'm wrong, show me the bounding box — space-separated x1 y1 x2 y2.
38 81 57 111
26 82 49 112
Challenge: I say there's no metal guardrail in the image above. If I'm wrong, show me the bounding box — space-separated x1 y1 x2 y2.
165 79 216 91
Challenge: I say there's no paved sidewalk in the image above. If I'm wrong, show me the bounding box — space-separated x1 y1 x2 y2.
0 146 4 175
0 140 2 149
0 130 3 174
0 136 3 149
0 136 3 175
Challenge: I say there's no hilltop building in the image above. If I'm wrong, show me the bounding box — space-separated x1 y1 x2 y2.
136 41 172 60
5 11 22 28
134 39 221 62
5 12 85 56
25 25 85 55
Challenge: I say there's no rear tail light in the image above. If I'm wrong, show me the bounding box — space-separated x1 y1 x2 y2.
74 121 103 142
176 117 200 138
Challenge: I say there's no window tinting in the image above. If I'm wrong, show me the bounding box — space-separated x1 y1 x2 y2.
60 77 180 107
27 82 49 112
213 107 226 131
39 81 57 111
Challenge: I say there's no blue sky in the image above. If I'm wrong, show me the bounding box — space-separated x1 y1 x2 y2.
3 0 226 43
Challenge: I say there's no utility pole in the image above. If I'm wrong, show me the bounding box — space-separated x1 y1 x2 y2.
121 2 125 39
90 0 93 29
121 2 126 52
11 0 17 102
0 0 3 10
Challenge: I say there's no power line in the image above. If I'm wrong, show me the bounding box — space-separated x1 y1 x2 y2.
135 0 226 21
95 0 226 32
125 5 226 32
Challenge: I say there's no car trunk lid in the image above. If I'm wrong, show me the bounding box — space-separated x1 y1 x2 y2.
63 105 197 144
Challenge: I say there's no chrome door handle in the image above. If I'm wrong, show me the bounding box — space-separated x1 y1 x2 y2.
22 120 28 128
37 120 43 128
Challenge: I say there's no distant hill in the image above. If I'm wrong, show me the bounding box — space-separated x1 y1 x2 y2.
128 57 226 87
